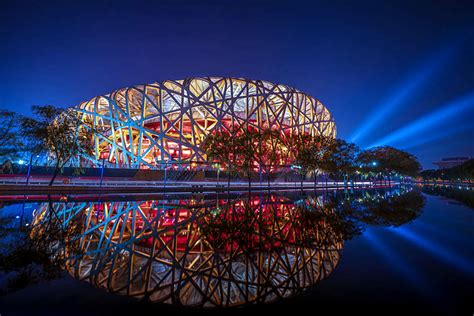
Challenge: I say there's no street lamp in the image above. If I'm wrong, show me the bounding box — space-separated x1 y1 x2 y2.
99 152 109 188
213 163 221 187
19 155 34 229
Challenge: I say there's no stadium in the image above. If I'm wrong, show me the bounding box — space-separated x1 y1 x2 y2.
74 77 336 169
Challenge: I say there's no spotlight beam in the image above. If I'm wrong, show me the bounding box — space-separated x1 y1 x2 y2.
368 91 474 148
401 122 473 150
349 44 460 144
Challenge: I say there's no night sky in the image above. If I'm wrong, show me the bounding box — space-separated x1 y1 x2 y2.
1 0 473 168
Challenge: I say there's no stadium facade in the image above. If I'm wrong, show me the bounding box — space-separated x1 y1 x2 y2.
74 77 336 169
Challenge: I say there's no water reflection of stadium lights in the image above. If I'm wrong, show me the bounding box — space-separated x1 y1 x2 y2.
389 227 474 277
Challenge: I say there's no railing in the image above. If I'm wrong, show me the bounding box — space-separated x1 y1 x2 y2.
0 177 378 188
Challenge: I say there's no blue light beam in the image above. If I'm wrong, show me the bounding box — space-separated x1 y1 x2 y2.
368 91 474 148
349 44 461 144
402 122 474 150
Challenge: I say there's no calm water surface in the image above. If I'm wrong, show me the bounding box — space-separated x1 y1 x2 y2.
0 185 473 315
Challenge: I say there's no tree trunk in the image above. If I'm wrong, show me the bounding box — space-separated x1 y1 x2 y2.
48 194 53 234
314 171 317 190
49 161 61 186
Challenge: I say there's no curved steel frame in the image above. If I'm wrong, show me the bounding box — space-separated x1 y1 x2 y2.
74 77 336 169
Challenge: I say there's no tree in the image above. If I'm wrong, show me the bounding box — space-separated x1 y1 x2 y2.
322 139 359 188
234 127 260 188
0 110 24 163
284 133 339 189
202 127 241 188
20 105 95 186
420 159 474 182
253 128 286 187
285 132 318 188
203 126 283 188
307 135 335 188
357 146 421 184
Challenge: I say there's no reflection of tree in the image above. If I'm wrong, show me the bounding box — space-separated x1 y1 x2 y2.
356 190 425 227
0 200 84 294
296 196 365 243
300 188 425 241
421 185 474 209
200 195 341 251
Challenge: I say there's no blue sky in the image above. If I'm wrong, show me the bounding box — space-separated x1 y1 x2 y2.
1 0 473 168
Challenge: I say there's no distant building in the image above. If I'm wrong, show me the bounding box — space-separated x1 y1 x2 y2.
433 157 470 169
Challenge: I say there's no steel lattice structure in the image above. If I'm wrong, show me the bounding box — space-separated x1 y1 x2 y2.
73 77 336 169
32 195 343 307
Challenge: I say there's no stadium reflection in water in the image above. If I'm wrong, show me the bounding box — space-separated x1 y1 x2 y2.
30 188 424 308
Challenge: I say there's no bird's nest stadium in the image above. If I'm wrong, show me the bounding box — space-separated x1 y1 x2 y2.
73 77 336 169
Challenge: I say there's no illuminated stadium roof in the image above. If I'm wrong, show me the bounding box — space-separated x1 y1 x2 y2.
74 77 336 169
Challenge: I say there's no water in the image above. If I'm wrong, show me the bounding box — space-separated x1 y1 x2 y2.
0 185 473 315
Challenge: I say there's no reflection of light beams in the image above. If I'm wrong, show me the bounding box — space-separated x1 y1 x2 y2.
349 45 459 144
363 229 431 294
413 221 468 246
389 227 474 277
369 91 474 148
402 122 473 150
